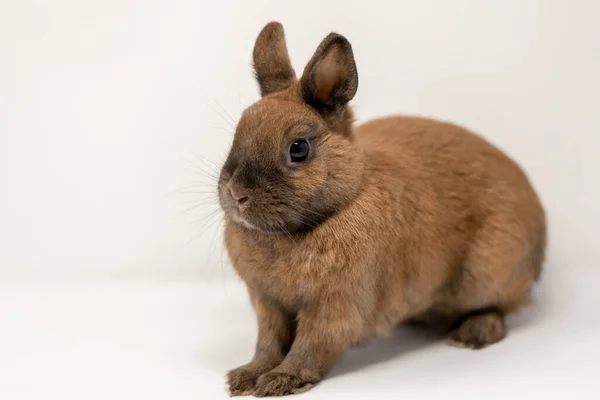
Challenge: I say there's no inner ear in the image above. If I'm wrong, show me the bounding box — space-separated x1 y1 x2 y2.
301 33 358 109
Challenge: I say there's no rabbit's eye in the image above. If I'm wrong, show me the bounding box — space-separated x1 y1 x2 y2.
289 139 310 163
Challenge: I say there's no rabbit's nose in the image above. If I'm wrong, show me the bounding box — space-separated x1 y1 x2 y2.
229 187 249 204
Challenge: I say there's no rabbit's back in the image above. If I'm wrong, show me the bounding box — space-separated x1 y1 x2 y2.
356 116 544 230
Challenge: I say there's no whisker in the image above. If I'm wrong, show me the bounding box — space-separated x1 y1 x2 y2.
210 104 235 129
301 220 319 230
191 152 222 177
188 208 221 230
183 158 218 181
177 183 218 190
281 224 297 243
188 212 224 245
185 154 219 173
214 99 237 126
175 198 219 208
177 201 220 217
236 80 243 116
176 193 218 200
205 218 225 273
292 204 329 220
162 186 215 200
208 126 234 134
174 188 218 194
175 191 218 196
183 169 218 183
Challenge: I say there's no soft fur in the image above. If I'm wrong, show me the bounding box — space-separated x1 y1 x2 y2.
218 22 546 397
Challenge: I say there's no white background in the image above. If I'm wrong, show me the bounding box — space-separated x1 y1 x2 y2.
1 1 599 399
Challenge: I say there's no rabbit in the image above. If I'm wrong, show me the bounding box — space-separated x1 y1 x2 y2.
217 21 546 397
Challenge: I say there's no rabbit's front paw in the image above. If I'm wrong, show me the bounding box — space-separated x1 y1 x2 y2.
253 371 315 397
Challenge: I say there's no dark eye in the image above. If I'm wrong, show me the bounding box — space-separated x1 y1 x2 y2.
289 139 310 163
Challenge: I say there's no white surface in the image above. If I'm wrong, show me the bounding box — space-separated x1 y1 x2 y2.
1 265 599 399
2 1 600 398
1 0 600 281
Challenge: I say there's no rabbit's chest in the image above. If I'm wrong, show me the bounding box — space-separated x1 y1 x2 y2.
253 246 327 309
227 231 340 310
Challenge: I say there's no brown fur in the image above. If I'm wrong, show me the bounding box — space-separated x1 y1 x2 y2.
218 22 546 397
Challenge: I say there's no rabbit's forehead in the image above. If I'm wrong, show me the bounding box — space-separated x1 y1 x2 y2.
236 100 318 146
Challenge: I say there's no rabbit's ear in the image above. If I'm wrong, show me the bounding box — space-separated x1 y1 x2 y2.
300 33 358 110
253 22 296 97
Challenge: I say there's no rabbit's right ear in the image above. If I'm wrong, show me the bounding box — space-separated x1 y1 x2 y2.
253 22 296 97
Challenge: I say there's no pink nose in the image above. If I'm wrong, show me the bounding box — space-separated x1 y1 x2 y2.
229 187 249 204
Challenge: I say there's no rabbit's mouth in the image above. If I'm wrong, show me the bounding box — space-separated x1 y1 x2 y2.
227 206 259 231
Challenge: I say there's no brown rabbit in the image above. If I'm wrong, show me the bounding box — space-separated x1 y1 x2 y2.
218 22 546 397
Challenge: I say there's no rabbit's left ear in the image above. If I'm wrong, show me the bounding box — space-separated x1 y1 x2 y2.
253 22 297 97
300 33 358 110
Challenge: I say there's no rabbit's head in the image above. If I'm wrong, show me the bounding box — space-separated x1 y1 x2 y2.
219 22 364 234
